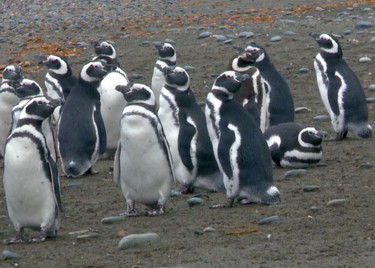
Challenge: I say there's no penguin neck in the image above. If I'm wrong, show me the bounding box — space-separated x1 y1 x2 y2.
161 59 176 66
49 67 73 80
211 89 231 101
319 50 342 59
126 102 156 113
16 118 44 130
78 78 101 97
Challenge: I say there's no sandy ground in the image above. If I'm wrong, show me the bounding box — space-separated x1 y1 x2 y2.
0 1 375 267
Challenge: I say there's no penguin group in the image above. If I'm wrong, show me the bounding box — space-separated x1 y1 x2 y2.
1 31 372 243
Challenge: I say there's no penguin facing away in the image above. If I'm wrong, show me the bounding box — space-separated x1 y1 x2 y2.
3 96 62 243
312 33 372 140
205 71 281 208
151 42 177 108
113 83 174 216
264 122 325 168
0 65 24 156
57 60 110 177
158 66 224 193
243 44 295 129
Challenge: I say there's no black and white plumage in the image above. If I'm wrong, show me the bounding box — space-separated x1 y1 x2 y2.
57 61 110 177
158 67 224 193
242 44 295 129
264 122 325 168
205 71 281 207
3 96 62 244
92 40 129 158
113 83 174 216
228 53 268 132
312 33 372 140
151 42 177 108
0 65 24 156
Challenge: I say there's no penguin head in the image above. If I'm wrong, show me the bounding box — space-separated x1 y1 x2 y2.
93 40 117 59
299 127 325 147
80 60 112 83
42 55 70 76
211 71 250 99
21 96 61 121
165 66 190 91
156 43 176 63
115 82 156 106
243 45 269 64
230 52 259 74
2 64 24 84
312 33 343 58
14 79 44 99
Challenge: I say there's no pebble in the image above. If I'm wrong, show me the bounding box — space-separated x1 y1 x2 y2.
343 29 352 35
313 114 330 121
118 233 160 250
295 106 311 113
68 229 90 235
66 181 82 187
280 19 296 24
258 215 280 225
371 37 375 43
131 73 143 79
309 205 321 212
326 199 349 207
299 67 309 74
214 35 227 42
198 31 212 39
223 39 233 45
366 97 375 103
238 31 254 38
303 185 320 192
270 36 281 42
187 197 205 207
77 233 99 240
368 84 375 91
164 38 176 44
284 31 296 36
356 20 373 29
101 215 126 224
360 162 374 168
283 169 306 178
203 227 216 233
2 250 21 260
170 190 182 197
359 56 372 63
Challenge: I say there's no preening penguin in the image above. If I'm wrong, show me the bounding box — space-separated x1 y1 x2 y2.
113 83 174 216
312 33 372 140
264 122 325 168
3 96 62 243
205 71 281 207
57 60 110 177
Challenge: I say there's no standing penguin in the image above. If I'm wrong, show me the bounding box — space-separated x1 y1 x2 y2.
92 40 129 158
205 71 281 207
0 65 23 156
158 67 224 193
113 83 174 216
242 44 295 129
264 122 325 168
57 61 110 177
3 96 62 243
151 42 177 108
312 33 372 140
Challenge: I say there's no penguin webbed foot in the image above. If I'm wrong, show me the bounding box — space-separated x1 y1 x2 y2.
147 207 165 216
3 226 27 244
29 228 48 243
84 167 99 176
210 198 234 209
180 183 195 194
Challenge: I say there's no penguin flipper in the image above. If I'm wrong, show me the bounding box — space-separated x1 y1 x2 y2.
178 114 196 171
113 142 121 186
94 104 107 154
48 153 63 212
327 72 341 116
218 124 235 178
157 118 176 183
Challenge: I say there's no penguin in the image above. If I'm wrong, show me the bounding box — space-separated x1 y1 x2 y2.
242 44 295 129
3 96 62 243
92 40 129 158
151 42 177 108
205 71 281 207
113 83 174 216
228 52 268 132
264 122 325 168
312 33 372 140
158 66 224 193
57 60 110 177
0 65 24 156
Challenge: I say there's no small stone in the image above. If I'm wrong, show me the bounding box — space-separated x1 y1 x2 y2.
303 185 320 192
214 34 227 42
116 230 127 238
316 7 324 11
283 169 306 178
270 36 281 42
187 197 205 207
284 30 296 36
309 206 321 212
223 39 233 44
258 215 280 225
299 67 309 74
343 29 352 35
356 21 373 29
68 229 90 235
2 250 21 260
371 37 375 43
313 114 330 121
326 199 349 207
194 229 204 235
164 38 176 44
131 73 143 79
366 97 375 103
77 233 99 240
198 31 212 39
368 84 375 90
360 162 374 168
152 41 162 46
203 227 216 233
76 41 90 47
118 233 160 250
359 56 372 63
66 181 82 187
238 31 254 38
170 190 182 197
101 216 126 224
141 41 150 46
280 19 296 24
295 107 311 113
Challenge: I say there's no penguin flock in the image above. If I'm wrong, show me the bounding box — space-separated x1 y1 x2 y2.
0 33 372 243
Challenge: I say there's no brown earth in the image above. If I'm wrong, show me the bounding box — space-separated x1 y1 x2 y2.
0 1 375 267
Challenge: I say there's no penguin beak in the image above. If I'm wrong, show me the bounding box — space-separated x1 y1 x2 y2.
35 54 48 63
316 130 328 138
115 82 133 94
48 98 63 108
309 32 320 41
163 66 173 76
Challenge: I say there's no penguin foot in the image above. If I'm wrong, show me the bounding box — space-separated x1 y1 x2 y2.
120 208 139 217
210 198 234 209
29 227 48 243
180 184 194 194
3 237 28 244
147 207 165 216
84 167 99 176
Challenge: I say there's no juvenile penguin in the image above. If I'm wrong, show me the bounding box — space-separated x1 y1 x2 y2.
3 96 62 243
158 67 224 193
151 42 177 108
205 71 280 207
113 83 174 216
92 40 129 158
57 61 110 177
0 65 24 156
243 44 295 128
228 52 268 132
264 122 325 168
312 33 372 140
